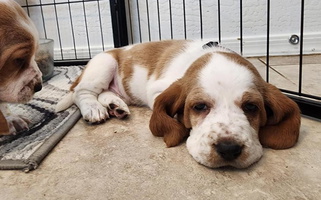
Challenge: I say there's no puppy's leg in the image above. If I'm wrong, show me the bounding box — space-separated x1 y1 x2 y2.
5 115 30 135
73 53 118 123
98 91 130 119
0 104 30 135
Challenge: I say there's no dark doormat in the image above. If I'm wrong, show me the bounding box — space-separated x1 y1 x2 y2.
0 66 83 172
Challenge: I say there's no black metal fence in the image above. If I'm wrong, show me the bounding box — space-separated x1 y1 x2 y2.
20 0 321 119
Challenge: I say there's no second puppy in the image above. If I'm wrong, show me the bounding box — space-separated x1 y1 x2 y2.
0 1 42 135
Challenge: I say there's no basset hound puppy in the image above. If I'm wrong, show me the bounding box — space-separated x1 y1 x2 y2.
0 0 42 135
56 40 301 168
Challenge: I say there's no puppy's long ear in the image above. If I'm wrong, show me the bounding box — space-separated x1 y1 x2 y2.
0 110 10 135
149 81 189 147
259 83 301 149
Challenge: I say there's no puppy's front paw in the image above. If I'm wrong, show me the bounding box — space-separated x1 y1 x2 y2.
6 115 30 135
80 100 109 124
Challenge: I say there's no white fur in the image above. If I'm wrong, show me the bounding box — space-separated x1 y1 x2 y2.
72 53 118 122
128 65 150 105
186 54 263 168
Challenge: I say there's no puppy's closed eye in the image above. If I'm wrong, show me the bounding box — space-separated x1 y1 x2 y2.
193 103 209 112
242 102 259 114
14 58 26 68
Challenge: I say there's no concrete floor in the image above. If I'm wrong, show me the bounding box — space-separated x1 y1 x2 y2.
1 55 321 200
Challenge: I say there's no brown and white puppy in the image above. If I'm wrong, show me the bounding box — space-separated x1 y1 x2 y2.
56 40 301 168
0 0 42 135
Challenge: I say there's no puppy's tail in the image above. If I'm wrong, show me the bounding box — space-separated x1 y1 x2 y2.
55 92 74 112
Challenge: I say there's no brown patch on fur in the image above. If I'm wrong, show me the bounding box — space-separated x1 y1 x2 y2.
259 83 301 149
183 89 213 128
70 72 84 91
238 91 266 132
149 82 188 147
149 53 213 147
106 48 122 61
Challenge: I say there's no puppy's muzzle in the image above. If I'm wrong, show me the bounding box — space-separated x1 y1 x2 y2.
34 83 42 93
215 141 243 161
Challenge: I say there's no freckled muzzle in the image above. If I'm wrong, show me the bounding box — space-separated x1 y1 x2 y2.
186 118 263 169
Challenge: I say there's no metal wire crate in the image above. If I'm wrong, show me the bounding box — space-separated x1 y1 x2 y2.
19 0 321 119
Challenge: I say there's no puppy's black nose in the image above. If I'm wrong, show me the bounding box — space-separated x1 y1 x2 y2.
215 141 243 161
34 83 42 93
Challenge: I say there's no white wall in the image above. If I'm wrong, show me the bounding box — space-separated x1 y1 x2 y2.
128 0 321 56
16 0 113 60
16 0 321 59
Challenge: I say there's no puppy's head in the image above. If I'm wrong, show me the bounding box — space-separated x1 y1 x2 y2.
150 52 300 168
0 1 42 103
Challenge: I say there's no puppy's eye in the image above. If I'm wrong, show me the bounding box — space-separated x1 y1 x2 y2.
193 103 208 111
243 103 258 113
15 58 25 67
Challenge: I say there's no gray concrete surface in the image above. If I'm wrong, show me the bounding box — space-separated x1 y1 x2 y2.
1 56 321 200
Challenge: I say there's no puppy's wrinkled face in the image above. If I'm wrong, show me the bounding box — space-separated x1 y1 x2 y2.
0 54 42 103
0 1 42 103
185 54 266 168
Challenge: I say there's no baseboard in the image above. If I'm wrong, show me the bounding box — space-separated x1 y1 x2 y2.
221 32 321 57
53 33 321 60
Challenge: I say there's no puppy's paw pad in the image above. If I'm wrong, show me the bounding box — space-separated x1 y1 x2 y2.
108 103 130 119
97 92 130 119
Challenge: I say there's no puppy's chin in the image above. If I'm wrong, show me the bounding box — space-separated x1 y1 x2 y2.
18 85 35 103
19 77 42 103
